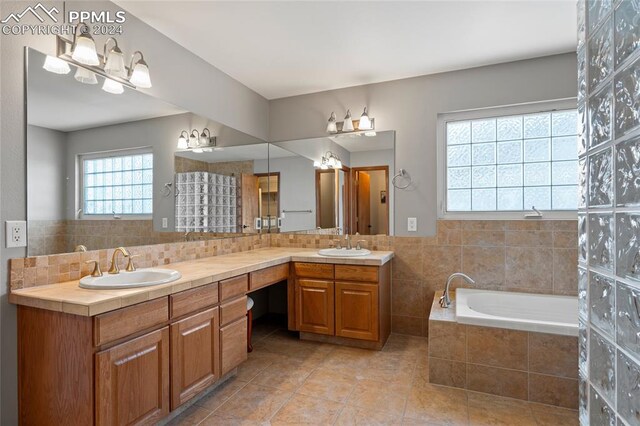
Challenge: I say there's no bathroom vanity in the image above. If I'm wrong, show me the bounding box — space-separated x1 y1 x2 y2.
10 248 392 425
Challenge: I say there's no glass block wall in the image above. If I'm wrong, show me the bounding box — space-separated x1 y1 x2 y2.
578 1 640 425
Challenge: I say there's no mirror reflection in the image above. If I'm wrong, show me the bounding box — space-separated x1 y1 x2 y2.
269 131 395 235
26 48 265 256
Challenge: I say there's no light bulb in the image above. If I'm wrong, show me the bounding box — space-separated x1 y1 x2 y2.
326 112 337 134
129 54 152 88
193 148 203 153
74 67 97 84
177 136 188 150
102 78 124 94
365 131 377 137
43 55 70 74
336 160 342 169
189 131 199 148
313 161 321 168
358 107 372 130
342 110 354 132
321 164 329 170
71 30 100 66
104 48 126 78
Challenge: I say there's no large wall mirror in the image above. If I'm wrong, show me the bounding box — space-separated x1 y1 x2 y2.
26 48 267 256
269 131 395 235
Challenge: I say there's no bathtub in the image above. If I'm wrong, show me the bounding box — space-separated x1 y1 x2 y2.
455 288 578 336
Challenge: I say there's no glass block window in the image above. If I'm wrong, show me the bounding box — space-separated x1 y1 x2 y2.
82 151 153 215
445 109 579 212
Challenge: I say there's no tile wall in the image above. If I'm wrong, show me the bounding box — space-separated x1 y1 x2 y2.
579 1 640 425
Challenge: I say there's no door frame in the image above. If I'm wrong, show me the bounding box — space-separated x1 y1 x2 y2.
255 172 280 231
350 166 389 235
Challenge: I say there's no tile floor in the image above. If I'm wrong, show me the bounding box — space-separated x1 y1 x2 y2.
169 320 578 425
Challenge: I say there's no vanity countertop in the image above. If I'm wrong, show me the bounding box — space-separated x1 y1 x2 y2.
9 247 393 316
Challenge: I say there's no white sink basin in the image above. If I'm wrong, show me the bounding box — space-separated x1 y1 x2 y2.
79 268 182 289
318 248 372 257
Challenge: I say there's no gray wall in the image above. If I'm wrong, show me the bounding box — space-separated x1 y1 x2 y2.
269 53 577 236
27 125 67 221
0 1 269 424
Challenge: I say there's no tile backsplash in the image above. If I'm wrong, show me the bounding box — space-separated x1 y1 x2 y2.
11 219 577 338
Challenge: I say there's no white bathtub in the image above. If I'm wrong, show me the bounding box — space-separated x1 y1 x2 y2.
455 288 578 336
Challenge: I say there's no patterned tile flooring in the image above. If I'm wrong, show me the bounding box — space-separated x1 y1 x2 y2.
169 319 578 425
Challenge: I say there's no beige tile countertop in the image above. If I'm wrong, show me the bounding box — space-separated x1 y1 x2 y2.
9 247 393 317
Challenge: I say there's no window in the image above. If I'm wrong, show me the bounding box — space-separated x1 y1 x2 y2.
440 103 578 216
82 150 153 216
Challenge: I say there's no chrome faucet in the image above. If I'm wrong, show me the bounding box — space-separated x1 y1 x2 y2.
108 247 130 274
439 273 475 308
344 234 352 250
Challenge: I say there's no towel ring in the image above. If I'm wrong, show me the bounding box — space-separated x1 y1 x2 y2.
162 182 173 197
392 169 412 189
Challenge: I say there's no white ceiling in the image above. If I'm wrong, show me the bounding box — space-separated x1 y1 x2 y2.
115 1 577 100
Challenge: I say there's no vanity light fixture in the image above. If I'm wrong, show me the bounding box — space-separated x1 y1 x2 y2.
103 38 126 78
71 24 100 66
129 51 152 88
314 151 343 170
43 55 70 74
74 66 97 84
177 128 218 153
326 112 338 134
177 131 189 150
325 107 375 135
102 78 124 95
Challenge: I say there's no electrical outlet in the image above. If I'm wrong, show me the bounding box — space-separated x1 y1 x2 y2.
407 217 417 232
6 220 27 248
162 217 168 228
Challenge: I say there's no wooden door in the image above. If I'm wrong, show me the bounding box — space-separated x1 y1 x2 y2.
356 172 371 234
241 174 260 233
170 308 220 409
220 317 248 375
295 279 335 335
96 327 170 426
335 282 379 341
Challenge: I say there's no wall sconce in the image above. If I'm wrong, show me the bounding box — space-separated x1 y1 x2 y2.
313 151 343 170
176 128 218 153
45 27 153 95
326 107 375 136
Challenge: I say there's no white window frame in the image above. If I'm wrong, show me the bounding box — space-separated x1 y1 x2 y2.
78 147 153 220
437 98 579 220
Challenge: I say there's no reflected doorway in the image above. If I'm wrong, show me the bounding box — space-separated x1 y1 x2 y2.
351 167 389 235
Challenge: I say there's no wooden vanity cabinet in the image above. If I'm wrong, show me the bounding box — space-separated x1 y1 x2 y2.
293 262 390 348
170 307 220 409
96 327 170 425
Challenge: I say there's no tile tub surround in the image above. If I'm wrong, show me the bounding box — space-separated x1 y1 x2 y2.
428 296 578 409
272 219 578 336
9 247 393 316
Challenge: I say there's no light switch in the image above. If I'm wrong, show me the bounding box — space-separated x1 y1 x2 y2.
162 217 168 228
407 217 417 232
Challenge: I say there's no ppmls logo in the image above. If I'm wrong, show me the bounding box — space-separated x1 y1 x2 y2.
1 2 59 24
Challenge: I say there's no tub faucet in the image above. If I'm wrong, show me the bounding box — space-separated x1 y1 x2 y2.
439 273 475 308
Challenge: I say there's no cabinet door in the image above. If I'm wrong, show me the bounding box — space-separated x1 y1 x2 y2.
96 327 170 426
295 279 335 335
335 282 379 341
170 307 220 410
220 317 248 376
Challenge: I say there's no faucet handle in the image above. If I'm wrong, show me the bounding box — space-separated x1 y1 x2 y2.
332 239 342 249
356 240 368 250
84 260 103 277
125 254 140 272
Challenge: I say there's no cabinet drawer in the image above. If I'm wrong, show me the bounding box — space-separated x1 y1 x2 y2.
250 264 289 291
220 317 248 375
170 282 219 319
294 262 334 279
219 275 248 301
335 265 379 283
94 298 168 347
220 296 247 326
